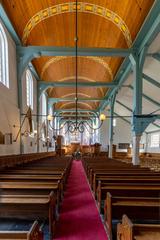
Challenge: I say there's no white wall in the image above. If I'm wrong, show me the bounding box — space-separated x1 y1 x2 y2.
0 19 45 155
100 116 132 152
100 117 109 151
0 20 20 155
113 118 131 151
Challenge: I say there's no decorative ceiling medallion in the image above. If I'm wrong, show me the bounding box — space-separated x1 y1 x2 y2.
22 2 132 47
40 56 113 80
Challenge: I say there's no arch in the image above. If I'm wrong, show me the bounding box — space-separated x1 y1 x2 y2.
22 2 132 47
40 56 113 80
0 22 9 88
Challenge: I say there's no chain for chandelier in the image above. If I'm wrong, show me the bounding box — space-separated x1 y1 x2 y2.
47 0 106 134
75 0 78 130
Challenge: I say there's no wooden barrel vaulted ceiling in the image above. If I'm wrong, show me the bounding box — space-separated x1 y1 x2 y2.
2 0 155 116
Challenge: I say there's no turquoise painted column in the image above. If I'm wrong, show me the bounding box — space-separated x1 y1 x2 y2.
130 48 146 165
16 53 25 154
108 94 116 158
36 84 41 153
46 94 49 152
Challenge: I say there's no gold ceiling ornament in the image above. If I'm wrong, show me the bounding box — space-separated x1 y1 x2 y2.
22 2 132 47
40 56 113 80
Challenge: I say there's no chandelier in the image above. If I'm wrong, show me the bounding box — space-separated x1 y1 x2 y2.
47 0 106 134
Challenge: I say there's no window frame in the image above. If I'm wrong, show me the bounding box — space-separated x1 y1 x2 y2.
150 133 160 148
0 22 9 88
26 69 33 110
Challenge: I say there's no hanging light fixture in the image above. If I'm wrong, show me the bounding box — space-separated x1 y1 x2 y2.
47 0 106 133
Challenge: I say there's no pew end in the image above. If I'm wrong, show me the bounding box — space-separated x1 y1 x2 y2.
97 180 102 210
28 220 43 240
117 215 133 240
117 214 160 240
0 220 43 240
104 192 112 239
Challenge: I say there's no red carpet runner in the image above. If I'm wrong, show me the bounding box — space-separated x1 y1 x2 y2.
54 160 108 240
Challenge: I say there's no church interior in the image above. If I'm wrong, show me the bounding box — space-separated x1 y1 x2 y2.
0 0 160 239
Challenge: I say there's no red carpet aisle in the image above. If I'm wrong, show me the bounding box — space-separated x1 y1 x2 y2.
54 160 108 240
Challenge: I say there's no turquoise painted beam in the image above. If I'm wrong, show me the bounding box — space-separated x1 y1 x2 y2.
28 63 40 81
113 112 131 125
134 0 160 52
116 98 160 129
57 114 97 118
152 53 160 62
114 112 149 135
49 97 103 103
38 81 117 95
98 62 131 111
116 100 132 112
98 0 160 112
152 122 160 129
54 109 97 113
143 73 160 88
129 85 160 108
39 81 117 87
17 46 132 57
146 129 160 134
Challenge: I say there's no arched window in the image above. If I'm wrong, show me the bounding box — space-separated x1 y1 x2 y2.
42 92 47 116
26 69 33 109
41 93 47 141
0 22 9 88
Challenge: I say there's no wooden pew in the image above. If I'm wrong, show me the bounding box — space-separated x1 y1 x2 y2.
0 174 64 200
0 152 55 169
104 192 160 239
97 181 160 210
0 154 71 239
0 181 61 210
117 214 160 240
0 192 55 239
0 220 43 240
93 175 160 195
89 169 159 187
